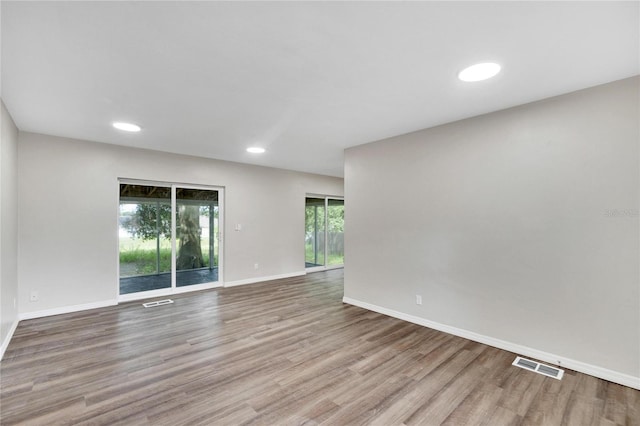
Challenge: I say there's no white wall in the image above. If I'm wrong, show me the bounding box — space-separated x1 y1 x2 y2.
18 133 343 315
344 77 639 386
1 99 19 358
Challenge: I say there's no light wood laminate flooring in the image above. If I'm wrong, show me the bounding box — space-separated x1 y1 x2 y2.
1 270 638 425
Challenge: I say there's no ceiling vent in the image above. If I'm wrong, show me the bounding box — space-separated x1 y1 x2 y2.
512 356 564 380
142 299 174 308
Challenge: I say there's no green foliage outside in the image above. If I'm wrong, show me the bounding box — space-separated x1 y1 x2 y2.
304 205 344 234
305 244 343 266
119 237 217 276
120 204 216 241
120 247 172 275
327 205 345 232
305 203 344 266
121 203 172 240
119 200 218 277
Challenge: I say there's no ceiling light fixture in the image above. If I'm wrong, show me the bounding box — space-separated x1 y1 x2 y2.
113 121 141 132
458 62 501 82
246 147 266 154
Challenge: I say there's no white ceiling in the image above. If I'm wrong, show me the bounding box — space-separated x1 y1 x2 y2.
2 2 638 177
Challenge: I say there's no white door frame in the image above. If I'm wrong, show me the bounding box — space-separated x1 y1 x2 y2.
117 179 224 302
305 194 344 272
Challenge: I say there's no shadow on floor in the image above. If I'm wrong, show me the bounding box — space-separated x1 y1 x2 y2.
119 268 218 294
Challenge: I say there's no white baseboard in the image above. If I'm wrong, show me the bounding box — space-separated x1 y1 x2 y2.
19 299 118 321
225 271 306 288
0 319 19 361
342 297 640 390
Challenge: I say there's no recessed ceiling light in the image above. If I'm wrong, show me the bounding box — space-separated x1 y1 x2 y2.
246 147 266 154
113 122 141 132
458 62 501 82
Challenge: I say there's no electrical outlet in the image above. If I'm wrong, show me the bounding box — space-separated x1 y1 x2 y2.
254 263 259 270
416 295 422 305
13 297 16 308
30 291 39 302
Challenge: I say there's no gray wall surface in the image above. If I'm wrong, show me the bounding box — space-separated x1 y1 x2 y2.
1 100 19 351
344 77 639 378
18 133 343 315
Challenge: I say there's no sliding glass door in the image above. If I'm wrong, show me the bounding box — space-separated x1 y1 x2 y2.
305 198 326 267
119 184 172 294
119 181 222 298
305 196 344 270
175 188 219 287
327 198 345 266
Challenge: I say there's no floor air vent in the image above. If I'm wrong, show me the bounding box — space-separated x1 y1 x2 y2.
142 299 174 308
512 356 564 380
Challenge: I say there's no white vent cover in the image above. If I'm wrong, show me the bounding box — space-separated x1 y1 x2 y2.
142 299 174 308
512 356 564 380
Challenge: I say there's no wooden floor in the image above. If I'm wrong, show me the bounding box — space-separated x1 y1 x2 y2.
1 270 638 425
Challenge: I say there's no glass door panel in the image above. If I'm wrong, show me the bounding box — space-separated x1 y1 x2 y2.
119 184 172 294
175 188 219 287
305 197 326 267
327 199 344 266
